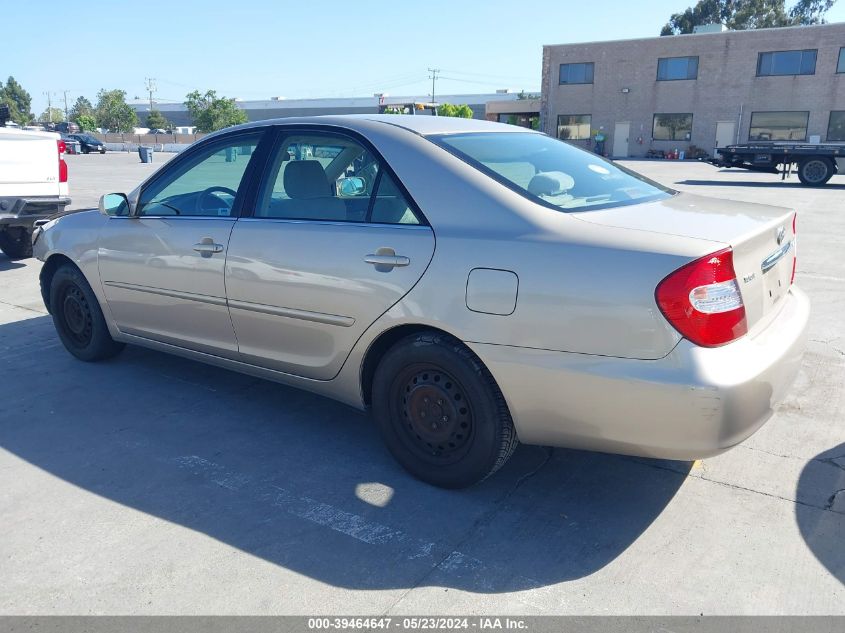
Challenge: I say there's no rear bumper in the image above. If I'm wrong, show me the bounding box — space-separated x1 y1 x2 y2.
0 196 72 229
470 286 810 460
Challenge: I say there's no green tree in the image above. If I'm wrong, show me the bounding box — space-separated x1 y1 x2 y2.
69 96 94 122
184 90 247 132
39 107 65 123
95 89 138 132
145 109 171 131
77 114 97 131
660 0 836 35
0 76 33 125
439 103 474 118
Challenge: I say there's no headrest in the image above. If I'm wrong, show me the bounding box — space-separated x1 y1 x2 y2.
527 171 575 196
284 160 330 199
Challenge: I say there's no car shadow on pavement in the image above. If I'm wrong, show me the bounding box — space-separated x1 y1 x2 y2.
0 255 25 271
0 315 691 593
677 179 845 190
796 443 845 586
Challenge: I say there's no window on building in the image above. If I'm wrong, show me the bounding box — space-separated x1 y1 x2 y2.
838 47 845 73
757 50 817 76
828 111 845 142
749 111 809 141
559 62 594 85
557 114 591 140
652 113 693 141
657 56 699 81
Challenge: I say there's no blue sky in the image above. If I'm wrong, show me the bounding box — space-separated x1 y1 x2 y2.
8 0 845 115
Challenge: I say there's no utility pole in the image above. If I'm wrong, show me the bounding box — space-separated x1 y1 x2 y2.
427 68 440 104
43 91 53 122
62 90 70 121
145 77 157 112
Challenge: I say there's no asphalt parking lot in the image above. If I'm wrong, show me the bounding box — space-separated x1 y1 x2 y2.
1 151 843 614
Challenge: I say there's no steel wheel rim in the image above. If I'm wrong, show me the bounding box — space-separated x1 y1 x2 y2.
804 161 826 183
61 284 93 347
391 364 474 464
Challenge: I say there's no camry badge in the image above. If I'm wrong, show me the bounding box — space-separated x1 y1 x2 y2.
776 226 786 245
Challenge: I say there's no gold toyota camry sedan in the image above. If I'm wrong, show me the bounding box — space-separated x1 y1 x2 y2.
33 115 809 488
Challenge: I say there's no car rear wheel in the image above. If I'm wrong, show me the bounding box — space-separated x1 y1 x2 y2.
50 264 124 362
82 146 90 154
372 331 518 488
797 158 834 186
0 229 33 259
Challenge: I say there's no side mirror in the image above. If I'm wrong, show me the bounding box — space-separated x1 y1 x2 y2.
98 192 130 216
338 176 366 197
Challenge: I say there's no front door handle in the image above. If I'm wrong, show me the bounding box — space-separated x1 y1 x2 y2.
193 240 224 257
364 247 410 272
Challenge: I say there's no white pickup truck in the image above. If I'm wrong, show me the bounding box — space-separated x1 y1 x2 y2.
0 108 71 259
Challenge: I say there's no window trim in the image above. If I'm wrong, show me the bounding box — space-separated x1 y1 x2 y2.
838 47 845 74
247 124 428 227
556 114 592 141
134 128 271 218
652 113 694 142
756 49 817 77
558 62 595 85
748 110 810 142
656 56 699 81
827 110 845 142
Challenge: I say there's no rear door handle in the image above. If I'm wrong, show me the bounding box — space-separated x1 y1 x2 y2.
364 248 410 271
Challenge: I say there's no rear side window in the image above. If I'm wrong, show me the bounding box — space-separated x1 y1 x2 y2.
256 133 421 225
431 132 672 212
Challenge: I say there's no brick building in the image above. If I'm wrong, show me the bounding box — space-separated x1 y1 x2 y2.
540 23 845 157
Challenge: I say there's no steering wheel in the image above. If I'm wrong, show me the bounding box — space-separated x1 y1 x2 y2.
197 186 237 214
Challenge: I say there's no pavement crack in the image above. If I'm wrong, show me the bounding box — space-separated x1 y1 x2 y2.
825 489 845 512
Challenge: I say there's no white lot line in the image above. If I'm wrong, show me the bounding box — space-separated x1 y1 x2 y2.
171 455 559 609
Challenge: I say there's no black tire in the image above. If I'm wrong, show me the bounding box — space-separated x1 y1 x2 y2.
372 331 518 488
797 157 834 186
0 230 32 259
50 264 124 362
100 148 106 154
82 146 90 154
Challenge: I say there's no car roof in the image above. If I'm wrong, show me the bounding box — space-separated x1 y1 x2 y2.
207 114 537 141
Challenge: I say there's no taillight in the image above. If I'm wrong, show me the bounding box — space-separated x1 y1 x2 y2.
656 247 748 348
57 140 68 183
791 212 797 285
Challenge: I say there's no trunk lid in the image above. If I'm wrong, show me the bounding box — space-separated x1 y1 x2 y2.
571 192 796 332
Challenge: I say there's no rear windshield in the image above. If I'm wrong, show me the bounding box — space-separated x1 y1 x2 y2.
430 132 673 212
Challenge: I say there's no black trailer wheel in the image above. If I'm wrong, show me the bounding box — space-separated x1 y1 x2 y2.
797 158 834 186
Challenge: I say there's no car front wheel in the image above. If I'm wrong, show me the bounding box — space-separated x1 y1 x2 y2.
50 264 124 362
372 331 518 488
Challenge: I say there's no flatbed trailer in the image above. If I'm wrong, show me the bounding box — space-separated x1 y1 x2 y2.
714 142 845 186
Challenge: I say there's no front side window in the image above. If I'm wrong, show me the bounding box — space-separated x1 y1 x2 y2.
138 133 261 217
838 47 845 73
652 113 693 141
757 50 817 76
827 111 845 141
559 62 594 85
749 111 809 141
657 56 699 81
256 132 420 225
557 114 591 140
431 132 672 212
